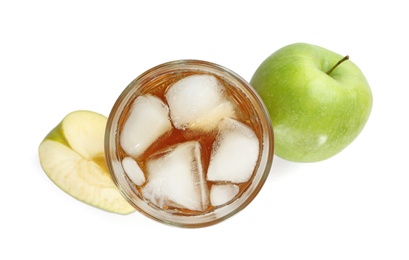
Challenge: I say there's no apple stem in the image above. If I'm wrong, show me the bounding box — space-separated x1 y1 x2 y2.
326 55 350 75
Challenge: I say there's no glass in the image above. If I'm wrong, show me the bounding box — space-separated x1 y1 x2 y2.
105 60 274 228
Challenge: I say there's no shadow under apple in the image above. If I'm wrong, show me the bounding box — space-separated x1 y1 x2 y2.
267 155 302 182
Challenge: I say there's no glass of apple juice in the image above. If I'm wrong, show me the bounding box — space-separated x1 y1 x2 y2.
105 60 274 228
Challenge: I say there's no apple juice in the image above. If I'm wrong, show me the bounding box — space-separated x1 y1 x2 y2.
105 60 274 227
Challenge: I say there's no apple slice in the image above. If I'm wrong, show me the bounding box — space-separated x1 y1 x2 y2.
38 110 135 214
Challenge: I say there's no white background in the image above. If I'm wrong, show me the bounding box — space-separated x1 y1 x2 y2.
1 1 408 259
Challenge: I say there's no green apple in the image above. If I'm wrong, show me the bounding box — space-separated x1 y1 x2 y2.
38 110 135 214
250 43 372 162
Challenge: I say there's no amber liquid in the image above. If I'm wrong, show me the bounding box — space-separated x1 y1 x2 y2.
117 71 263 215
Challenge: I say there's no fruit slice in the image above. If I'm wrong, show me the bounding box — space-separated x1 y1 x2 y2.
38 110 135 214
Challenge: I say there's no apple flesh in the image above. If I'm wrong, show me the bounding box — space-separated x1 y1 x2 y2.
38 110 135 214
250 43 372 162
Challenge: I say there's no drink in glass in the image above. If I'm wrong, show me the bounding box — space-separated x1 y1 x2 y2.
105 60 274 227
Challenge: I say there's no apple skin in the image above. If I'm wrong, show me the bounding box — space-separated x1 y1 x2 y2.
250 43 372 162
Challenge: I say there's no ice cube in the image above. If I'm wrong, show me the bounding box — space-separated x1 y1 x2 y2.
120 95 172 158
142 141 209 211
207 118 259 183
210 184 239 207
165 74 235 131
122 157 145 186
